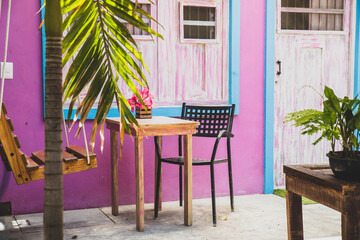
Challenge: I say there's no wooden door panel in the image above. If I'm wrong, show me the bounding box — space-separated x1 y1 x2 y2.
157 0 228 106
274 0 352 187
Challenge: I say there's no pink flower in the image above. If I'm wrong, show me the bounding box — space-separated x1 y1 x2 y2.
127 99 136 112
127 88 154 111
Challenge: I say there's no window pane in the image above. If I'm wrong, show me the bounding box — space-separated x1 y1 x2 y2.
281 0 310 7
282 0 296 7
191 25 198 38
184 25 191 38
280 0 344 31
184 6 190 20
296 0 309 8
296 13 309 29
281 12 295 29
125 4 151 36
318 0 344 9
184 6 216 21
183 6 216 40
283 0 344 9
208 8 216 21
184 25 215 39
199 7 215 21
282 12 310 30
190 6 198 20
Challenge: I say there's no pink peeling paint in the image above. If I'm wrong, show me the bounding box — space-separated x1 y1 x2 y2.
0 0 265 214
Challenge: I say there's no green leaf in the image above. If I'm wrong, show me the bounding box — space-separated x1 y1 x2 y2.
105 31 147 85
103 1 162 39
62 6 98 56
63 26 99 86
61 0 86 15
324 86 341 114
62 0 92 31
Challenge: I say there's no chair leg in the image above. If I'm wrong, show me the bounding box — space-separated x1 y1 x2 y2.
210 164 217 227
154 160 162 219
227 138 234 212
228 160 234 212
179 165 183 206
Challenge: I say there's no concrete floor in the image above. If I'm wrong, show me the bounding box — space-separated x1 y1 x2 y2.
0 194 341 240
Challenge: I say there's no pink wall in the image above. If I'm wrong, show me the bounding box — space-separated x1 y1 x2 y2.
0 0 265 214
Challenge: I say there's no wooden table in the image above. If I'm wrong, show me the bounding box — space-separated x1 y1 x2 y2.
106 116 199 231
284 165 360 240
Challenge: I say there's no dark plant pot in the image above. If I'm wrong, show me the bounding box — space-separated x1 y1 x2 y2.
327 151 360 181
135 107 152 119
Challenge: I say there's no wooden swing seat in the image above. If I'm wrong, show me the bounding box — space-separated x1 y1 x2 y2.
0 104 97 185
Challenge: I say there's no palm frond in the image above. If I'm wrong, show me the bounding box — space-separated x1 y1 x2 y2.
62 0 162 149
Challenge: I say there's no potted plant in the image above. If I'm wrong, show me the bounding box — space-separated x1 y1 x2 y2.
285 86 360 181
127 88 154 119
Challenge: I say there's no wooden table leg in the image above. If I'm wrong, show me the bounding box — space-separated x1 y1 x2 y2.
341 198 360 240
183 134 192 226
286 190 303 240
110 131 119 216
154 136 162 211
135 136 144 232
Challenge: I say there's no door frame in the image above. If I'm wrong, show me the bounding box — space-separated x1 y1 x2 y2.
264 0 359 193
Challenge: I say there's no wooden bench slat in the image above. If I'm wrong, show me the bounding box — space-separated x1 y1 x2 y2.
25 156 39 171
28 157 97 182
19 151 28 166
6 118 14 132
66 145 95 158
2 103 7 115
0 103 98 184
0 145 11 171
31 151 45 165
13 135 21 149
62 150 78 162
32 149 85 164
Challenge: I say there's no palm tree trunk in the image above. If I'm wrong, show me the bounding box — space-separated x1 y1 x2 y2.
44 0 63 239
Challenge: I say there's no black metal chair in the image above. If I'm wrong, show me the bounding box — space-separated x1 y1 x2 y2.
154 103 235 226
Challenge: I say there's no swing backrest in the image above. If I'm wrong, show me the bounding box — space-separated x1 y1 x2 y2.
0 103 97 185
0 104 32 184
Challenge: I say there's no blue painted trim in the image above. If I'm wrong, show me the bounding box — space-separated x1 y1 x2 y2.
229 0 240 115
41 0 46 118
264 0 276 194
63 106 182 119
354 0 360 97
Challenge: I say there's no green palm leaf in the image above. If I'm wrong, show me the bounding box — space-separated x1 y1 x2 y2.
62 0 163 150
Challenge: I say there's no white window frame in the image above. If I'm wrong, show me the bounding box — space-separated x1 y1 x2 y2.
121 0 157 41
276 0 350 35
179 1 221 44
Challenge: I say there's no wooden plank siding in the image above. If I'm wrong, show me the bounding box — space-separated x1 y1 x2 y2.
274 0 353 187
62 0 229 110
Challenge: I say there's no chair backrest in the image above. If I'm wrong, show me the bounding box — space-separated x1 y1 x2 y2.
177 103 235 156
181 103 235 137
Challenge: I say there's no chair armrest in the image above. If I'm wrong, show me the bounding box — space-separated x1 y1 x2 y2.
216 130 234 140
211 130 233 162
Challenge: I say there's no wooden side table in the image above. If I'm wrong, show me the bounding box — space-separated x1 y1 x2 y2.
106 116 199 231
284 165 360 240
